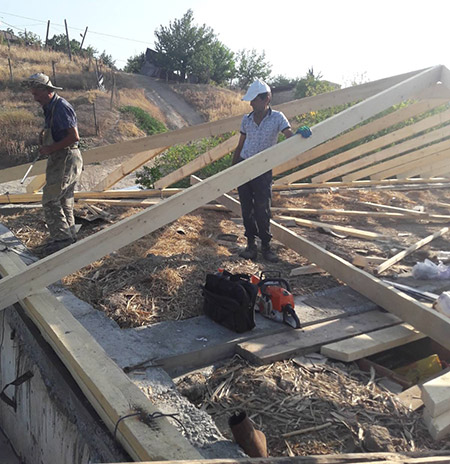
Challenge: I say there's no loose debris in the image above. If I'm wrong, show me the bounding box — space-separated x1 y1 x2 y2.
176 355 443 457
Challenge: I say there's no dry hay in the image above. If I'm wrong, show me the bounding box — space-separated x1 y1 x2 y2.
176 355 442 457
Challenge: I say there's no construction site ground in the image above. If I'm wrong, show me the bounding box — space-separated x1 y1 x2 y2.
2 182 450 457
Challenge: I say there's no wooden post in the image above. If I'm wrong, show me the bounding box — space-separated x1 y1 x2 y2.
64 19 72 61
52 61 57 86
80 26 88 50
92 102 99 135
45 20 50 48
7 57 13 83
110 72 116 109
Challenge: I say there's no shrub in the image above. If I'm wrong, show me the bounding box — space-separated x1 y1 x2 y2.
119 106 167 135
136 133 234 188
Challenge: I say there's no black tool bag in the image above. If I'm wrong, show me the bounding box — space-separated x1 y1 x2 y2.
202 271 257 333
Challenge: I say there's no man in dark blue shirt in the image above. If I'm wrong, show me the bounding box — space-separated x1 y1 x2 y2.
25 73 83 255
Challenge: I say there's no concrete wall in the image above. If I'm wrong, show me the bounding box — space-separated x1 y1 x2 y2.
0 306 128 464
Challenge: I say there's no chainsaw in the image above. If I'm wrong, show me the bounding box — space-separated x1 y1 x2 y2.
251 271 301 329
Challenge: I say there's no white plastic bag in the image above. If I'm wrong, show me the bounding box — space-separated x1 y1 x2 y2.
434 292 450 317
412 259 450 280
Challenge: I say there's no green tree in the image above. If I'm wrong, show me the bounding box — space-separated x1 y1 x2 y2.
99 50 115 68
123 52 145 73
47 33 81 55
294 67 339 98
236 48 272 89
18 30 41 46
269 74 298 88
154 9 234 84
209 41 235 83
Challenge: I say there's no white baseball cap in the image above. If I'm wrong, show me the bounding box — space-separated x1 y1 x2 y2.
25 73 63 90
242 79 271 101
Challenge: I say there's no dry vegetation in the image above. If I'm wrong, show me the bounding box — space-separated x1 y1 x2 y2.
172 83 250 121
176 355 442 456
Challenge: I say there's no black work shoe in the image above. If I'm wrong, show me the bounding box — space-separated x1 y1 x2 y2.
239 243 257 260
262 245 278 263
42 238 74 256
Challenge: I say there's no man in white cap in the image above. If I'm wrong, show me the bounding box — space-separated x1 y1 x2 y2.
25 73 83 255
232 79 293 262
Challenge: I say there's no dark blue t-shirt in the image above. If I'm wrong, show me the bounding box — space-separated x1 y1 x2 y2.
43 94 77 142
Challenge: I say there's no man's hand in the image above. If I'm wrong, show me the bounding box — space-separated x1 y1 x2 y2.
39 145 53 156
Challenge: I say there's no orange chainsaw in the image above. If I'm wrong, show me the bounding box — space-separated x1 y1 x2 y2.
251 271 301 329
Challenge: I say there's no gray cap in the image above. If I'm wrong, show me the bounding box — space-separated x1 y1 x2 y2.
25 73 63 90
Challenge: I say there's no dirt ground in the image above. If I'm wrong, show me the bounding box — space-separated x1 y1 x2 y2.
2 183 450 457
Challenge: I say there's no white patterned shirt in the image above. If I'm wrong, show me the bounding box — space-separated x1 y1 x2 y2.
239 108 290 160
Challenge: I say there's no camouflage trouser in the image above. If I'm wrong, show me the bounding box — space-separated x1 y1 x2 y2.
42 148 83 242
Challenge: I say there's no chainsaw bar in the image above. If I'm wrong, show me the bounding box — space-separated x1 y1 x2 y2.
282 304 301 329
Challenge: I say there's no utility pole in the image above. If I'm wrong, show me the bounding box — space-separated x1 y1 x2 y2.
64 19 72 61
80 26 88 50
45 20 50 49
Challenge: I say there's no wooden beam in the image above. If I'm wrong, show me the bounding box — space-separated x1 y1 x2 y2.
344 137 450 181
422 370 450 417
78 198 229 212
26 173 46 193
0 188 184 204
320 323 425 362
92 147 168 192
102 451 450 464
383 150 450 180
273 98 445 182
375 227 449 274
271 206 450 221
0 65 441 312
154 136 238 189
275 215 387 240
0 251 201 461
0 68 433 186
312 109 450 183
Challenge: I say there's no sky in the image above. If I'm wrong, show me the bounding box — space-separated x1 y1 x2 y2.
1 0 449 86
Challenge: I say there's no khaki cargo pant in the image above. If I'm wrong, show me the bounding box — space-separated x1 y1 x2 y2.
42 148 83 242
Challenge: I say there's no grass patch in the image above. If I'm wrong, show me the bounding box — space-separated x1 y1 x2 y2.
119 105 167 135
136 133 234 188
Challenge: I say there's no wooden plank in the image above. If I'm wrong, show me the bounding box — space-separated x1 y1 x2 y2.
423 406 450 440
271 206 450 221
311 108 450 183
26 173 46 193
273 97 445 182
375 227 449 274
92 147 168 192
362 201 428 216
0 65 442 313
344 137 450 181
421 371 450 417
103 451 450 464
236 309 401 364
0 251 201 461
275 215 387 240
320 323 425 362
2 70 422 186
384 150 450 180
154 136 238 189
0 188 183 204
352 255 387 269
78 198 229 212
290 264 325 276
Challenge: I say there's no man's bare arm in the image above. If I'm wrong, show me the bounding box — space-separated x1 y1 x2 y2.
232 133 246 165
40 126 80 156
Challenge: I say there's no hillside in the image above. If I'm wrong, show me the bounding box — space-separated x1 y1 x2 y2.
0 43 249 174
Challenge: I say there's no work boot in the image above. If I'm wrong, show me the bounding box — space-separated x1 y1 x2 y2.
42 238 74 256
239 239 257 260
229 410 268 457
262 243 278 263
